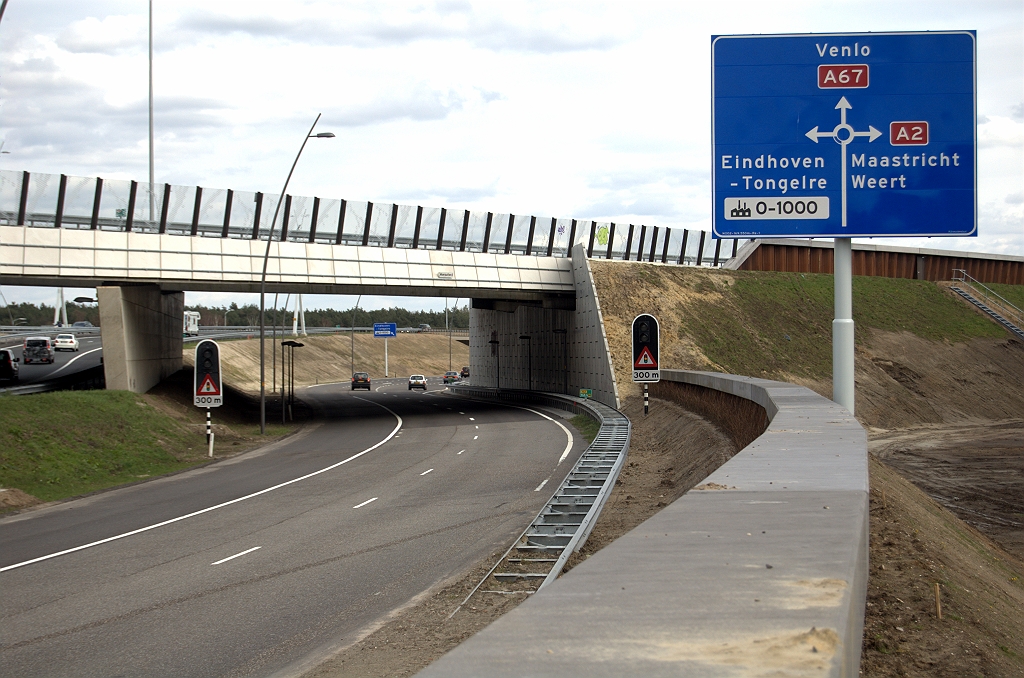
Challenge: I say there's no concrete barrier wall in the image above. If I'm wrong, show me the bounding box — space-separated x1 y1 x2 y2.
468 244 619 408
98 285 183 393
417 370 868 678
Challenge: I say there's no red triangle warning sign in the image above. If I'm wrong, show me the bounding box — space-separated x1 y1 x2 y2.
634 346 658 369
197 374 220 396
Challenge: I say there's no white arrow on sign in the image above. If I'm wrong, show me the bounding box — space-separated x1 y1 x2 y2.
806 97 881 226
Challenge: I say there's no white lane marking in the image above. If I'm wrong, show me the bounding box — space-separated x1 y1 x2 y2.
353 497 378 509
420 468 434 476
0 397 403 573
473 435 478 440
534 478 550 492
459 412 465 415
469 417 475 421
46 347 102 377
475 426 479 429
458 449 465 455
445 395 576 465
212 546 261 565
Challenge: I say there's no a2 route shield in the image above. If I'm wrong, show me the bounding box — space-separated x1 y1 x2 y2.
632 314 660 383
194 339 223 407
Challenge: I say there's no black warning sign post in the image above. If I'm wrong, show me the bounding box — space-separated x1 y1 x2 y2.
632 314 660 416
194 339 223 457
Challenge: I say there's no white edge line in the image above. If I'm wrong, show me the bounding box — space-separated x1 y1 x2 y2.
352 497 378 509
46 346 103 377
212 546 261 565
419 468 434 476
534 477 550 492
0 396 403 573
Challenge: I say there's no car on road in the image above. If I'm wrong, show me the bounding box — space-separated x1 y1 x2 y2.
443 371 460 384
54 333 80 352
22 337 55 364
408 374 427 390
417 323 431 332
351 372 371 390
72 320 94 328
0 349 19 383
460 366 470 379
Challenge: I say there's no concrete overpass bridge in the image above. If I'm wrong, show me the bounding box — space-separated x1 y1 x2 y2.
0 168 742 398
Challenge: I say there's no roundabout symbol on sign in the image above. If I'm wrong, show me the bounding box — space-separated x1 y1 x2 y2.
805 96 882 227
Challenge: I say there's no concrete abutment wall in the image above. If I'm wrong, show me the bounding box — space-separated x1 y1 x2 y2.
469 244 619 408
98 285 183 393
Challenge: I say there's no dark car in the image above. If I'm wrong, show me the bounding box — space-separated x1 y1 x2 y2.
460 366 470 379
0 349 19 383
351 372 371 390
72 321 94 328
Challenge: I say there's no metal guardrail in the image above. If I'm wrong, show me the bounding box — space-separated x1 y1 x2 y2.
446 386 630 611
951 269 1024 331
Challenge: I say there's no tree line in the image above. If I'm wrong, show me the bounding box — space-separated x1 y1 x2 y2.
185 302 470 329
1 302 100 327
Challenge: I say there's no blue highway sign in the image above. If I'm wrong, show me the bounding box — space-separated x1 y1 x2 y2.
712 32 976 238
373 322 397 338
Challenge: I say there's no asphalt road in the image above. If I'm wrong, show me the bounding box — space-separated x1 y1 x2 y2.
0 380 587 677
0 332 103 387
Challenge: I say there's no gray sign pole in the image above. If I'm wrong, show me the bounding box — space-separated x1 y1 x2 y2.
833 239 855 414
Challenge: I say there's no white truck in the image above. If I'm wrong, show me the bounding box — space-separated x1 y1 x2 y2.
183 311 201 337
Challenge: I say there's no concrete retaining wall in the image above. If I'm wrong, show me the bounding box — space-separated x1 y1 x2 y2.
468 244 620 408
416 370 868 678
98 285 183 393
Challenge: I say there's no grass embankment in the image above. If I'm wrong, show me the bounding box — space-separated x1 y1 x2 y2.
570 413 600 444
0 383 295 509
590 263 1011 391
0 391 203 503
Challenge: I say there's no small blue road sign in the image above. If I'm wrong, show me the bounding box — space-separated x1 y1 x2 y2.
373 323 397 338
712 31 976 238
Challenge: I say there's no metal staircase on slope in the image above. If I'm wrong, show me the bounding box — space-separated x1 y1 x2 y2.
950 269 1024 340
446 388 631 615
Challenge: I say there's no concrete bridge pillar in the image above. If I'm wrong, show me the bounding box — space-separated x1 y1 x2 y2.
97 285 184 393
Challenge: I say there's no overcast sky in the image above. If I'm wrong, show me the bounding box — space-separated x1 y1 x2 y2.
1 0 1021 313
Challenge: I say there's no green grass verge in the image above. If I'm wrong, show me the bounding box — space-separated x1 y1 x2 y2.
0 390 202 502
679 273 1007 381
570 414 600 444
985 283 1024 312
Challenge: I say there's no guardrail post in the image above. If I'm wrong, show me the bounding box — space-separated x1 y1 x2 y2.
307 196 319 242
17 171 29 225
250 192 262 239
280 194 291 241
525 215 536 255
54 174 67 229
459 210 469 251
436 207 447 250
412 205 423 248
191 186 203 236
159 183 171 234
222 189 234 238
335 199 347 245
90 177 103 230
678 228 689 264
388 203 399 248
504 214 514 254
363 201 373 246
482 212 493 252
126 180 138 231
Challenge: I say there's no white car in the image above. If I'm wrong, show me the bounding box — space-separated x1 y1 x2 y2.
54 333 80 352
408 375 427 390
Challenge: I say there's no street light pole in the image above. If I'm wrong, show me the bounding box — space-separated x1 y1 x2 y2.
260 114 334 434
350 294 361 376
